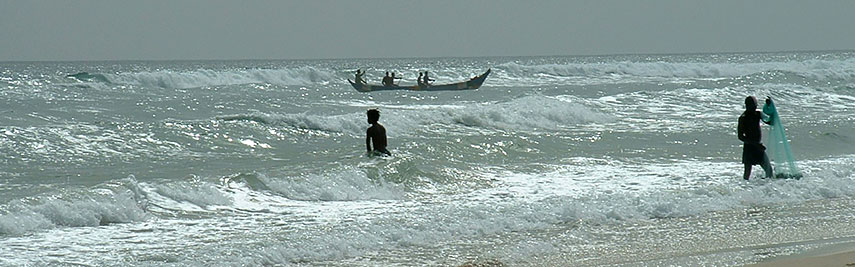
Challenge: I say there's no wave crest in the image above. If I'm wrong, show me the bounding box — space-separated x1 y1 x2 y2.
0 177 149 235
247 169 405 201
447 95 610 131
496 58 855 82
218 96 610 136
100 67 338 88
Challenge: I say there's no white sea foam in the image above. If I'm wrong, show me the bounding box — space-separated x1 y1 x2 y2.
0 124 185 165
2 156 852 263
476 156 855 222
248 156 855 264
0 178 148 235
255 167 405 201
444 95 611 131
101 66 338 88
149 181 234 209
220 95 610 136
495 58 855 83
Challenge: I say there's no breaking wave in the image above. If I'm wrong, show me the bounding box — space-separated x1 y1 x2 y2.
496 58 855 82
246 169 406 202
0 177 149 235
98 66 339 89
218 95 611 136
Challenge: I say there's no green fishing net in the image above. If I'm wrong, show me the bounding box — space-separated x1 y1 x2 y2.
762 98 803 179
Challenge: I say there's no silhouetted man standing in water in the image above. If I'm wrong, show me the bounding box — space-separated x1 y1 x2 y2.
738 96 773 180
366 109 391 156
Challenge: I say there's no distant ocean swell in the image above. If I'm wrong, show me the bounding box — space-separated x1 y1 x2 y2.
496 58 855 81
57 58 855 90
65 66 339 89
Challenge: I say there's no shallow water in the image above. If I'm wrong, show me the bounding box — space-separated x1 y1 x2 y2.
2 52 855 266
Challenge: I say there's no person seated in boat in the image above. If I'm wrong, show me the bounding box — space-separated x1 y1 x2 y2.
354 69 367 84
382 72 392 86
366 109 391 156
422 71 435 86
391 72 402 86
417 72 424 86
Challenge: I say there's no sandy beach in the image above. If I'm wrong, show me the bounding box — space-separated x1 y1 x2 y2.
749 249 855 267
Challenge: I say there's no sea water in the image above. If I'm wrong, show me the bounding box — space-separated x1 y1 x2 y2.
1 52 855 266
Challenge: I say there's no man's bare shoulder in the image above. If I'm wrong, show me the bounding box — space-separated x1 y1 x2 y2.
367 124 381 134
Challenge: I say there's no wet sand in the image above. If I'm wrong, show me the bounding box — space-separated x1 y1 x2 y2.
749 249 855 267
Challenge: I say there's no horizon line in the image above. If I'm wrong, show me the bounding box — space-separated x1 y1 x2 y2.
2 48 853 63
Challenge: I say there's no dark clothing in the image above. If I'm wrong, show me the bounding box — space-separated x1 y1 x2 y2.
366 123 390 155
738 110 763 144
742 143 766 165
738 110 768 165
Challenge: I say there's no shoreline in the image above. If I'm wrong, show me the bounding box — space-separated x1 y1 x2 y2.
747 243 855 267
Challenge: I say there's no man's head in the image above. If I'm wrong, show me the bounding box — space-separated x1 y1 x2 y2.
745 96 757 110
385 72 390 76
367 109 380 124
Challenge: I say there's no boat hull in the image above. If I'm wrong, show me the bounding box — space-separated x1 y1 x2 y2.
349 69 490 92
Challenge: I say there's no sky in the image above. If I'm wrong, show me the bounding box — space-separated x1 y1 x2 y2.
1 0 854 61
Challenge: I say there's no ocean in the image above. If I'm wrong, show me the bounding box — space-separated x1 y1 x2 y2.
1 51 854 266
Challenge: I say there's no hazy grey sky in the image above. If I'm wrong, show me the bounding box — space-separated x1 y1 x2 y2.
2 0 854 61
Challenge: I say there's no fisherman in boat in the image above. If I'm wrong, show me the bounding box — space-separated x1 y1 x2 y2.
354 69 367 84
422 71 435 86
382 72 392 86
391 72 402 86
417 72 424 86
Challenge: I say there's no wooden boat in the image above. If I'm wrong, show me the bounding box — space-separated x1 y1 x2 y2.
348 69 490 92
